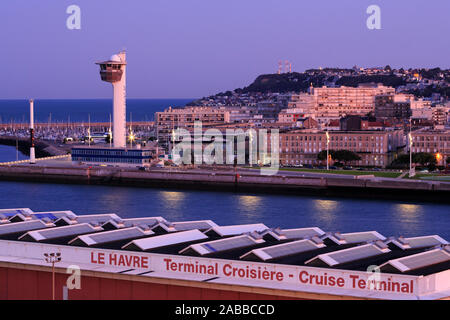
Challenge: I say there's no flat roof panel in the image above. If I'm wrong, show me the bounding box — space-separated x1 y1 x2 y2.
404 235 449 248
340 231 386 243
256 239 325 261
20 223 102 241
74 227 153 246
172 220 218 231
393 249 450 272
123 229 208 251
75 214 121 224
207 224 268 237
306 243 390 266
281 227 325 239
0 220 53 236
182 235 263 256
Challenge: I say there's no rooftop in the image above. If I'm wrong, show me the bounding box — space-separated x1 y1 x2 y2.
0 208 449 300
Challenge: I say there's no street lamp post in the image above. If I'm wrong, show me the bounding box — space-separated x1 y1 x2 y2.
326 131 330 170
408 118 414 177
249 130 253 167
408 133 413 177
44 252 62 300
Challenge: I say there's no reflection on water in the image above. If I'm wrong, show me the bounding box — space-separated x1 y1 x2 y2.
238 195 262 208
395 204 423 217
237 195 263 220
0 145 28 162
314 199 338 212
392 203 425 236
160 191 186 209
313 199 338 224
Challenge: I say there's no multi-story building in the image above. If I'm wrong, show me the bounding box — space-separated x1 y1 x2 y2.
374 95 411 121
432 107 449 126
287 93 315 113
155 106 230 147
312 84 395 120
278 129 404 168
410 129 450 166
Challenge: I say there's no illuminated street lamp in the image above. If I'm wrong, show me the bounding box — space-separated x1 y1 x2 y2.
128 129 135 148
408 118 415 178
436 153 442 166
326 131 330 170
44 252 62 300
408 132 413 177
249 130 254 166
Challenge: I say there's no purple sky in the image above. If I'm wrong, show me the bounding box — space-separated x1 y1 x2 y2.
2 0 449 99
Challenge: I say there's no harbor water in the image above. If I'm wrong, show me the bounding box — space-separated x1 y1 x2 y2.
0 145 449 241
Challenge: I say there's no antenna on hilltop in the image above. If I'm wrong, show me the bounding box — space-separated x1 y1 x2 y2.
277 61 282 74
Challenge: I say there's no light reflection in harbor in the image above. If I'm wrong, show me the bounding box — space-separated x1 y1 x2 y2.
237 195 263 220
160 191 185 206
313 199 339 224
395 203 423 217
391 203 425 236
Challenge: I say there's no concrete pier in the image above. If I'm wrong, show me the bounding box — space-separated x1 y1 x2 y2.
0 163 449 202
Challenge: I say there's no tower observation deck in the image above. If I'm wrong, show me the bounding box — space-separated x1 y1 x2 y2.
96 52 127 148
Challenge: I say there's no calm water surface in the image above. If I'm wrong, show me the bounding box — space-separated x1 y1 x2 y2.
0 145 449 240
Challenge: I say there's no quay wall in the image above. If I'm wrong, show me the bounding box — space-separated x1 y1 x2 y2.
0 165 449 202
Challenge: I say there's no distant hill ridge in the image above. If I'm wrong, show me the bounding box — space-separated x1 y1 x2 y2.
200 66 449 100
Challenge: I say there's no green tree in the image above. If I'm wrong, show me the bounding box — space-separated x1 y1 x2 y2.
317 149 361 164
389 152 437 169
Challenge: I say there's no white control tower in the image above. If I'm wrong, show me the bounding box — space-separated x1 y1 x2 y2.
96 52 127 148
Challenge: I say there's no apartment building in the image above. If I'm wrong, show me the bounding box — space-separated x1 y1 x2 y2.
410 130 450 165
278 129 404 168
312 84 395 120
432 107 449 126
374 95 411 121
155 106 230 147
287 93 315 112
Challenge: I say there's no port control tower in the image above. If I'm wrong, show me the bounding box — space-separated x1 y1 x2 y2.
96 52 127 148
71 52 154 168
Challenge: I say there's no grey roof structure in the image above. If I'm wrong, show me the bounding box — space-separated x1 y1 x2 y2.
0 219 55 238
261 227 325 241
0 207 448 277
205 223 268 238
122 229 208 252
18 223 103 243
241 237 326 261
387 235 449 250
180 234 265 256
380 246 450 274
305 242 391 267
69 226 154 247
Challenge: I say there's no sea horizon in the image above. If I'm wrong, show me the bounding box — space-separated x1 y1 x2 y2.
0 98 195 123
